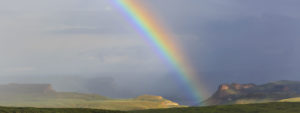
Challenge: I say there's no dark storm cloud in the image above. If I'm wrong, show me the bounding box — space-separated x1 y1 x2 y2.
143 0 300 93
1 0 300 105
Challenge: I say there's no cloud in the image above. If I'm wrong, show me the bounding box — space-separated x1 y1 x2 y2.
0 0 300 105
2 67 36 73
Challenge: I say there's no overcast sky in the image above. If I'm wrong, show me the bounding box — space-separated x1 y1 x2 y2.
0 0 300 104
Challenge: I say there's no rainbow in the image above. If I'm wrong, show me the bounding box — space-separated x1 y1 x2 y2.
111 0 206 104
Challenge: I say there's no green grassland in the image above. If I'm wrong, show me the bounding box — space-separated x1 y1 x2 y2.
0 107 125 113
0 102 300 113
131 102 300 113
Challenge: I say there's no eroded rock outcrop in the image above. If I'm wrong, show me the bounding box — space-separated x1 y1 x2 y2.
202 80 300 105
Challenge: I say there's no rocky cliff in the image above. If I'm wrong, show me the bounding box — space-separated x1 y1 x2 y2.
202 80 300 105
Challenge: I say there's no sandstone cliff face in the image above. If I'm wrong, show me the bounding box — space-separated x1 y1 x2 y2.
203 83 256 105
202 80 300 105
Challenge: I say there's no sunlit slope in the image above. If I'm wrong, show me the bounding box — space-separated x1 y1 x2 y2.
0 84 181 111
280 97 300 102
0 96 180 111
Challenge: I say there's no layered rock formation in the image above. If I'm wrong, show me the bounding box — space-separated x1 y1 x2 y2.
202 80 300 105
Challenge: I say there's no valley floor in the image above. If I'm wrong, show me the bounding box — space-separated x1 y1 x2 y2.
0 102 300 113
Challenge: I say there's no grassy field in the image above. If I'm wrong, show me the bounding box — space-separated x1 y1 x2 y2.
0 107 125 113
0 102 300 113
131 102 300 113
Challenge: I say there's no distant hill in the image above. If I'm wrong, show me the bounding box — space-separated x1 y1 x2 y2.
202 80 300 105
0 83 182 111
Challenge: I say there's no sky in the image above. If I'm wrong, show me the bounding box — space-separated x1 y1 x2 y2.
0 0 300 105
